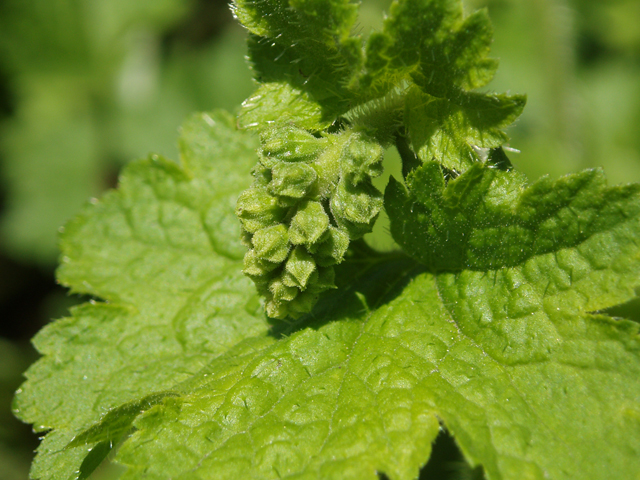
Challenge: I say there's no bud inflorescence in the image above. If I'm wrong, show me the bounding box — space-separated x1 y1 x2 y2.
236 125 384 319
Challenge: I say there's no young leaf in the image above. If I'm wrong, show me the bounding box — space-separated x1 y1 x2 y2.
238 83 332 132
361 0 525 171
363 0 497 97
403 88 526 172
233 0 363 120
234 0 524 182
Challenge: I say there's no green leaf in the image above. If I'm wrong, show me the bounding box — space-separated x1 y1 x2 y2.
13 112 270 480
363 0 497 97
404 88 526 171
382 160 640 477
107 252 640 480
238 83 331 132
361 0 525 171
386 160 640 278
68 392 180 480
232 0 523 172
14 1 640 480
233 0 363 120
113 258 445 480
16 119 640 479
68 393 181 449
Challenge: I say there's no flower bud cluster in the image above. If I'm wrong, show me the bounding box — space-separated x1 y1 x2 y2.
236 125 384 319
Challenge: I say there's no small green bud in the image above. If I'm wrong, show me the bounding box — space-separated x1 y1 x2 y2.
275 195 299 208
330 178 383 238
236 186 286 233
265 297 289 320
306 266 336 294
251 163 272 186
260 126 326 163
251 224 290 263
289 200 330 245
269 278 299 303
287 291 319 316
284 246 317 289
240 229 253 248
342 135 384 184
242 249 280 277
283 268 318 289
268 162 318 198
308 226 350 266
238 126 388 319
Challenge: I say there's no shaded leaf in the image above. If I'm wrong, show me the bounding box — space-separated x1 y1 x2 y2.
386 160 640 276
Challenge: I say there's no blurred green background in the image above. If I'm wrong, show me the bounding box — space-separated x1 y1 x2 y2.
0 0 638 479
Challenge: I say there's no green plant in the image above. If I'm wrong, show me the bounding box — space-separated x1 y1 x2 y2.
13 0 640 479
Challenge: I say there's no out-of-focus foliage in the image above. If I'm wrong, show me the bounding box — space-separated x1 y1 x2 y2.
465 0 640 184
0 0 254 265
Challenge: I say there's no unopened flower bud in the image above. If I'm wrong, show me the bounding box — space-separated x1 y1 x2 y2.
284 246 317 289
265 297 289 320
308 226 350 266
268 278 299 303
242 249 280 277
236 187 286 233
331 177 383 238
268 162 318 199
251 224 290 263
287 291 320 316
306 266 336 294
261 126 326 163
342 135 384 184
289 200 330 245
238 126 387 319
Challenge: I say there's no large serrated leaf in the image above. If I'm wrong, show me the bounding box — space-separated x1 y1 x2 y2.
13 111 269 480
110 250 640 480
16 120 640 480
48 152 640 479
112 257 444 480
14 1 640 479
386 160 640 276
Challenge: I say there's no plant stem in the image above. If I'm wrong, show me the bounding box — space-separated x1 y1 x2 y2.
395 128 420 179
